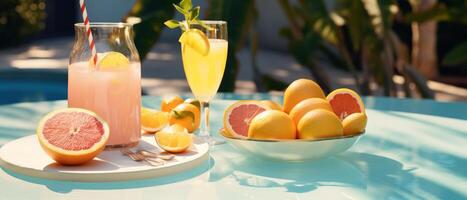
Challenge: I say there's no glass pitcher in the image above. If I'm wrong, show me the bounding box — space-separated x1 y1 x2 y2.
68 23 141 148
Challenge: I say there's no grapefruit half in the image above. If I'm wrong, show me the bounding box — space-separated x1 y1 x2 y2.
223 101 269 139
326 88 365 120
36 108 110 165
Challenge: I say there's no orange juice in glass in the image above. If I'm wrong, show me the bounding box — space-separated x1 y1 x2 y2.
68 23 141 148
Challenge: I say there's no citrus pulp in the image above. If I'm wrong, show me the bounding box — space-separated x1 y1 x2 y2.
36 108 110 165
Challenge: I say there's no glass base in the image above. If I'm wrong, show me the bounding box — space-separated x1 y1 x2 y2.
105 141 139 150
197 135 226 146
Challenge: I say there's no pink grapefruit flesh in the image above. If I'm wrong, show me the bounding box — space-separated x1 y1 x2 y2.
223 101 269 139
37 108 109 165
326 88 365 120
328 93 362 118
42 112 106 151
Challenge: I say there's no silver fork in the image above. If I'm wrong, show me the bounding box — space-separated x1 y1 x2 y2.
121 148 163 166
137 150 175 161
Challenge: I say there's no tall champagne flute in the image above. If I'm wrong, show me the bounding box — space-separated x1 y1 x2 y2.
181 21 228 145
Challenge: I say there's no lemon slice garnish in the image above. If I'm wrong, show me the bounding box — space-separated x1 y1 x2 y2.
179 29 210 56
96 51 130 70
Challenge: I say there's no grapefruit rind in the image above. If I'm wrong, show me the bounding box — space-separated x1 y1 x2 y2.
36 108 110 165
223 100 270 139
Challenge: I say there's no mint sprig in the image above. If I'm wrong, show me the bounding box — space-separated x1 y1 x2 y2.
164 0 210 31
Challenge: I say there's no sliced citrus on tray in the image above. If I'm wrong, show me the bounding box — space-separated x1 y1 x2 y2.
36 108 110 165
326 88 365 120
169 103 200 133
155 124 193 153
161 95 184 112
141 107 169 133
223 101 270 139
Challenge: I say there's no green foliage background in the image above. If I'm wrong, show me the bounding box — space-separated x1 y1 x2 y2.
0 0 46 48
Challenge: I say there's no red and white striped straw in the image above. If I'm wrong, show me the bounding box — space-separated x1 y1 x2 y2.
79 0 98 66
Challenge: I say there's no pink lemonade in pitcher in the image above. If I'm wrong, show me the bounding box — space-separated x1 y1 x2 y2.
68 60 141 147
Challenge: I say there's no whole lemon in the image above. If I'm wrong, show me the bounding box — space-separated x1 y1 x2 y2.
248 110 296 140
283 79 325 113
297 109 343 139
342 112 367 135
289 98 333 126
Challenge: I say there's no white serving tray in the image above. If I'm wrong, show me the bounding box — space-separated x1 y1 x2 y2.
0 134 209 182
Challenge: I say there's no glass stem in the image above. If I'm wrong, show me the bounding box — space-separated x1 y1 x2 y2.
200 101 210 136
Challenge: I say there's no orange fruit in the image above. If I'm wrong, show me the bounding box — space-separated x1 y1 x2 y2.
260 100 282 111
161 95 184 112
283 79 325 113
297 109 343 139
223 100 270 139
155 124 193 153
326 88 365 120
184 98 201 111
289 98 333 126
248 110 296 140
36 108 110 165
169 103 200 133
342 112 367 135
141 107 169 133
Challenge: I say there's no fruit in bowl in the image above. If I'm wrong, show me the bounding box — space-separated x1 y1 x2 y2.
223 100 270 139
283 79 325 113
248 110 296 140
220 79 367 161
297 109 343 139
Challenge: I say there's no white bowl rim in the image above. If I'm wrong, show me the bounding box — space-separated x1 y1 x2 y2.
221 131 365 143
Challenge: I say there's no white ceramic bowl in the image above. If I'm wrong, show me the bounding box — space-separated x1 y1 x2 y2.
223 132 364 162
